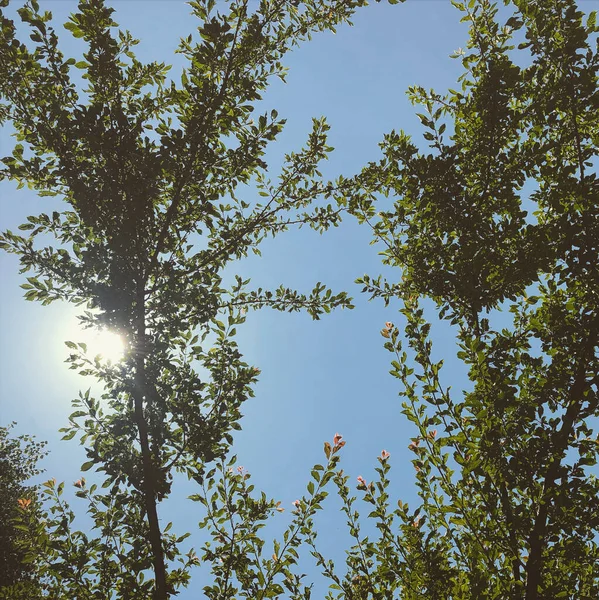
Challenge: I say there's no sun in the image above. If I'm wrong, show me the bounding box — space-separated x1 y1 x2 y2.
89 329 125 363
67 326 126 363
64 310 128 363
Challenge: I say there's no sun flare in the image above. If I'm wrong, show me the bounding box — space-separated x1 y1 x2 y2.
67 326 126 363
90 329 125 363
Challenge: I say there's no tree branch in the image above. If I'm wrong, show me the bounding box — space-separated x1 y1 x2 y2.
525 326 597 599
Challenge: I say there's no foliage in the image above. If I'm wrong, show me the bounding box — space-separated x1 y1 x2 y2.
0 0 367 597
341 0 599 597
0 424 47 595
3 0 598 599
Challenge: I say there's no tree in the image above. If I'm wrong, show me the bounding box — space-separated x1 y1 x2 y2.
0 0 372 597
0 424 47 594
334 0 599 597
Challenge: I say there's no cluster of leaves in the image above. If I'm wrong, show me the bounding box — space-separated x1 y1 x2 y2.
11 476 196 600
0 424 47 595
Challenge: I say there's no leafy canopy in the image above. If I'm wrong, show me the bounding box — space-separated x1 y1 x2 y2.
0 0 370 597
2 0 598 599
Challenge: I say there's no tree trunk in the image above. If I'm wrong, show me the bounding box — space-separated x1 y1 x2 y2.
133 291 168 600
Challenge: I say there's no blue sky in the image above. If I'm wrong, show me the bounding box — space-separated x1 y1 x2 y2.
0 0 474 594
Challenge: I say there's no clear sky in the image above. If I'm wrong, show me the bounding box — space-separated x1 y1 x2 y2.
0 0 474 595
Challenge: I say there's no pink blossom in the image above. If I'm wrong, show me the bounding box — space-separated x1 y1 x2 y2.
385 321 394 330
237 466 245 474
381 449 390 460
357 476 367 487
292 500 300 508
408 438 420 451
74 479 84 488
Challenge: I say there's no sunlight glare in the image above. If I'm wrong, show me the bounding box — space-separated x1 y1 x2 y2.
91 329 125 363
67 326 126 363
